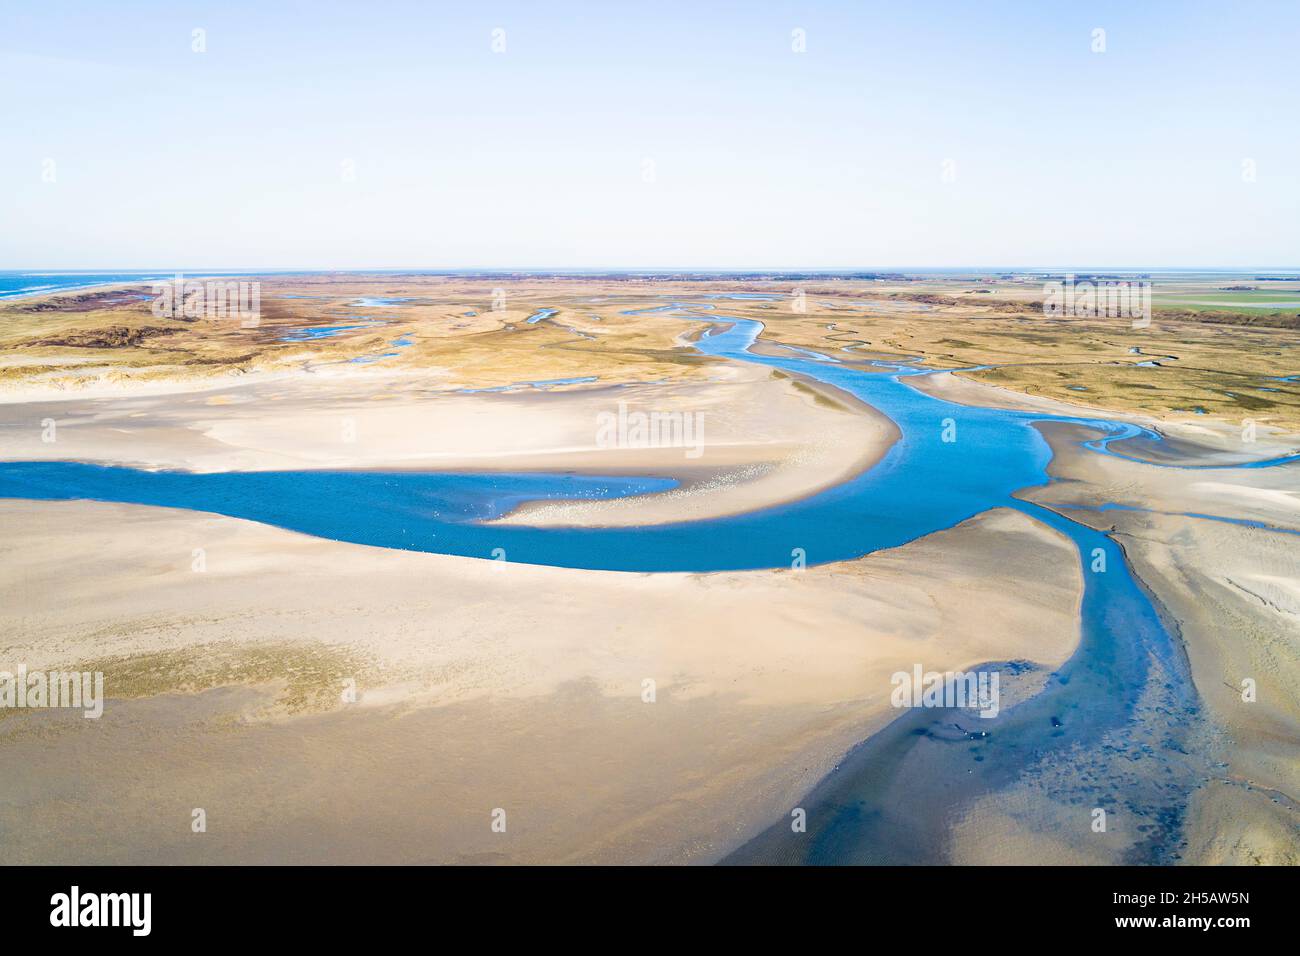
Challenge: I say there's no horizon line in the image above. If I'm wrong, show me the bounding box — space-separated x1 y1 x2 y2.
3 266 1300 275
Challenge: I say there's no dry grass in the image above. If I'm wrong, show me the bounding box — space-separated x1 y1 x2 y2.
3 274 1296 430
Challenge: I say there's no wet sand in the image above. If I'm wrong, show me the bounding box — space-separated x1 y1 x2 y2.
1024 422 1300 865
821 370 1299 865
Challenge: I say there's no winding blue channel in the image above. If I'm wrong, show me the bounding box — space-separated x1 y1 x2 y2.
0 317 1221 573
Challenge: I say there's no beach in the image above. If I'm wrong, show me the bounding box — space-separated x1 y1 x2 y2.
0 274 1296 864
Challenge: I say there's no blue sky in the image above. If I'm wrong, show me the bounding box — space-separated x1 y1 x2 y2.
2 1 1296 269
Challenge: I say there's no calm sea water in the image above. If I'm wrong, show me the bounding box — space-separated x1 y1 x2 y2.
0 272 172 299
0 271 264 300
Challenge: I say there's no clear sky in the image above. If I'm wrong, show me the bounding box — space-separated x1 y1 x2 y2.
2 0 1296 270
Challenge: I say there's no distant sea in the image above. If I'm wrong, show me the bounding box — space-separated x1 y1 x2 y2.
5 268 1298 302
0 271 255 300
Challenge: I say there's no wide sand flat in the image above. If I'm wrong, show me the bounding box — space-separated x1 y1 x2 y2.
0 356 894 528
0 500 1080 864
